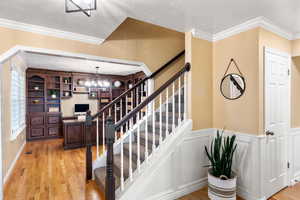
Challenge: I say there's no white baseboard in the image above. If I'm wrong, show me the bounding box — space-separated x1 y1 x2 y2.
3 141 26 184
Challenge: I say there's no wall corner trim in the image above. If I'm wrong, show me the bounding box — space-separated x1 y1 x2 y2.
191 29 213 42
3 140 26 184
0 18 105 45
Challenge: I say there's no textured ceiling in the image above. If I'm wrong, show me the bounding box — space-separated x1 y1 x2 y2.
24 52 143 76
0 0 299 40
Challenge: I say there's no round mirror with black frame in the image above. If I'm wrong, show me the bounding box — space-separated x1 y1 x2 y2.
220 73 245 100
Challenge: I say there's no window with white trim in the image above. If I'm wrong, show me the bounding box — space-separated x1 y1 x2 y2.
11 66 25 140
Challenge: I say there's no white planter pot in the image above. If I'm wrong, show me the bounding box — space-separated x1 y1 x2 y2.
208 170 237 200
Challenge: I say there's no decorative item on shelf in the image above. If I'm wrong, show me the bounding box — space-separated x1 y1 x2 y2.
64 91 70 97
49 90 58 99
100 98 110 103
220 58 246 100
113 80 122 88
63 78 69 84
65 0 97 17
49 107 59 113
205 130 237 200
32 99 40 104
34 86 40 90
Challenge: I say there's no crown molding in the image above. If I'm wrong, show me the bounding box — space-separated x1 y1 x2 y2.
191 29 212 42
0 18 104 45
192 16 294 42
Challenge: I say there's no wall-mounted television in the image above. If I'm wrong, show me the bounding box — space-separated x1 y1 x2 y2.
74 104 89 114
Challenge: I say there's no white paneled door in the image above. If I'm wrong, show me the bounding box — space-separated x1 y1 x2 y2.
264 47 290 198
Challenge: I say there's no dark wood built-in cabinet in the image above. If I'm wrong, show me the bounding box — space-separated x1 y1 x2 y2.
26 68 146 143
26 72 62 140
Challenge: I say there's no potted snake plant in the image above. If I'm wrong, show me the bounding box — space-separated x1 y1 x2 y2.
205 130 237 200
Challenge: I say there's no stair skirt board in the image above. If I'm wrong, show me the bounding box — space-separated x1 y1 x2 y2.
117 119 193 200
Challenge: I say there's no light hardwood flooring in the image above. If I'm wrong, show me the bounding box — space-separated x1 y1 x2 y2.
4 139 300 200
269 184 300 200
4 139 104 200
178 187 244 200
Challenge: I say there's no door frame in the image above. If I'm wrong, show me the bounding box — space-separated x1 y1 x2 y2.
0 63 3 200
264 47 291 197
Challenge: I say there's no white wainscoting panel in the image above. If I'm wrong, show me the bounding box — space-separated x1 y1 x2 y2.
117 126 268 200
289 128 300 184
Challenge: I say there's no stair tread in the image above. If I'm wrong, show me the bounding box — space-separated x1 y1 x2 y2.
114 154 137 180
123 142 152 162
94 167 120 192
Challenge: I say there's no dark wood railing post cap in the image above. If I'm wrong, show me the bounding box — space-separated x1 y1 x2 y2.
185 63 191 72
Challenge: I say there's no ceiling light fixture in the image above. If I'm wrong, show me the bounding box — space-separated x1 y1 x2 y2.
65 0 97 17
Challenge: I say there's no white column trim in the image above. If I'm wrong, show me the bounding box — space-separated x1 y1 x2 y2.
0 63 3 200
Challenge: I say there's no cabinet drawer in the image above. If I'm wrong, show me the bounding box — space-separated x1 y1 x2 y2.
30 115 45 126
30 126 45 138
48 126 60 136
47 115 61 124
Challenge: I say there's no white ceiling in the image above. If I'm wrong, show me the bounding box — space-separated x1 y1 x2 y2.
24 52 143 76
0 0 299 41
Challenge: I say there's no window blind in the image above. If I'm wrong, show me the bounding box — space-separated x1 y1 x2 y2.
11 69 25 139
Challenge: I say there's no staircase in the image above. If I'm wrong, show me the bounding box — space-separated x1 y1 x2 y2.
94 90 184 191
84 52 190 200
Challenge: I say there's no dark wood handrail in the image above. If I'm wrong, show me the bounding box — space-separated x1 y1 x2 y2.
91 50 185 120
115 62 191 130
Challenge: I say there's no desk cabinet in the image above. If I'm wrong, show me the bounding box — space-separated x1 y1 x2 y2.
63 120 104 150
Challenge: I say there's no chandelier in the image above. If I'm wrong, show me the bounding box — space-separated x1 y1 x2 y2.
65 0 97 17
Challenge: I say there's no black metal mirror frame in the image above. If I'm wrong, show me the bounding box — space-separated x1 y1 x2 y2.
220 73 246 100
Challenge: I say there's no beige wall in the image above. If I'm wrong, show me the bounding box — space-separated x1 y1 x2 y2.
292 57 300 127
0 18 185 82
61 94 98 117
0 18 185 180
212 28 260 134
1 54 26 180
185 33 213 130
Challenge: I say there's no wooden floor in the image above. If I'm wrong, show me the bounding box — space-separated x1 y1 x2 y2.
4 139 104 200
4 139 300 200
178 187 244 200
269 184 300 200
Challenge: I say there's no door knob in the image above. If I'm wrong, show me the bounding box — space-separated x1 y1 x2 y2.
266 130 275 136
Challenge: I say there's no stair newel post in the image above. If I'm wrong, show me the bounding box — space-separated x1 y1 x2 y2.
105 117 116 200
85 110 93 181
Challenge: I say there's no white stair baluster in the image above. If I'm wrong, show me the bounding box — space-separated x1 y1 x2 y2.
120 127 124 191
114 103 117 122
152 100 156 152
172 82 175 131
159 94 162 144
145 104 149 163
102 113 105 153
125 95 128 131
114 104 117 141
166 88 169 136
184 72 187 121
178 77 182 125
96 117 99 158
129 126 133 182
137 112 141 172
